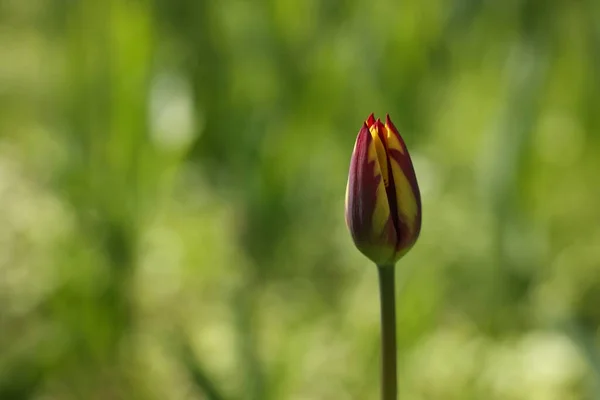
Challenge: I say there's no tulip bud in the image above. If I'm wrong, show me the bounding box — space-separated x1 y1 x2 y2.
345 114 421 266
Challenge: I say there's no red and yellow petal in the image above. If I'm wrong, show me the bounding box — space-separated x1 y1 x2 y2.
384 115 422 256
345 123 397 265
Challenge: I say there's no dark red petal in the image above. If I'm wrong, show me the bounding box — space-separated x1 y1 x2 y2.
346 123 378 245
366 113 376 128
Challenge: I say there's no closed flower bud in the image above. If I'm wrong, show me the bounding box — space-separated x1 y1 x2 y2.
345 114 422 266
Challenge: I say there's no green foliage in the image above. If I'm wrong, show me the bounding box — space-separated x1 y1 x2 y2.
1 0 600 398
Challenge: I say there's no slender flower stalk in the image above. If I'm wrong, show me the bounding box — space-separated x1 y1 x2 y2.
345 114 422 399
377 265 397 400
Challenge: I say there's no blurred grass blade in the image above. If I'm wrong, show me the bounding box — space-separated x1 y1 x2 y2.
175 334 230 400
564 321 600 397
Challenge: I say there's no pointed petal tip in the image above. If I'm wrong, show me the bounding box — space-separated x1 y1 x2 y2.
359 121 370 134
385 114 401 136
366 113 376 128
385 114 395 127
353 122 373 153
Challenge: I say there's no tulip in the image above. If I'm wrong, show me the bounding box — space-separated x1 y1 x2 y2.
345 113 422 266
345 114 422 400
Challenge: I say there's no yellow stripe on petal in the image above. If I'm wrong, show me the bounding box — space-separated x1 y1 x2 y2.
369 124 390 188
384 122 405 155
367 136 393 241
389 156 419 226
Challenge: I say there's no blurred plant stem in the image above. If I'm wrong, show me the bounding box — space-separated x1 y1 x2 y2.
377 265 397 400
234 281 267 400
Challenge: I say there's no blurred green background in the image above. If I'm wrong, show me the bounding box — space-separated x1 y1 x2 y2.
1 0 600 399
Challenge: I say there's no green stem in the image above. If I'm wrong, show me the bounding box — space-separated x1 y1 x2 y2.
377 265 397 400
